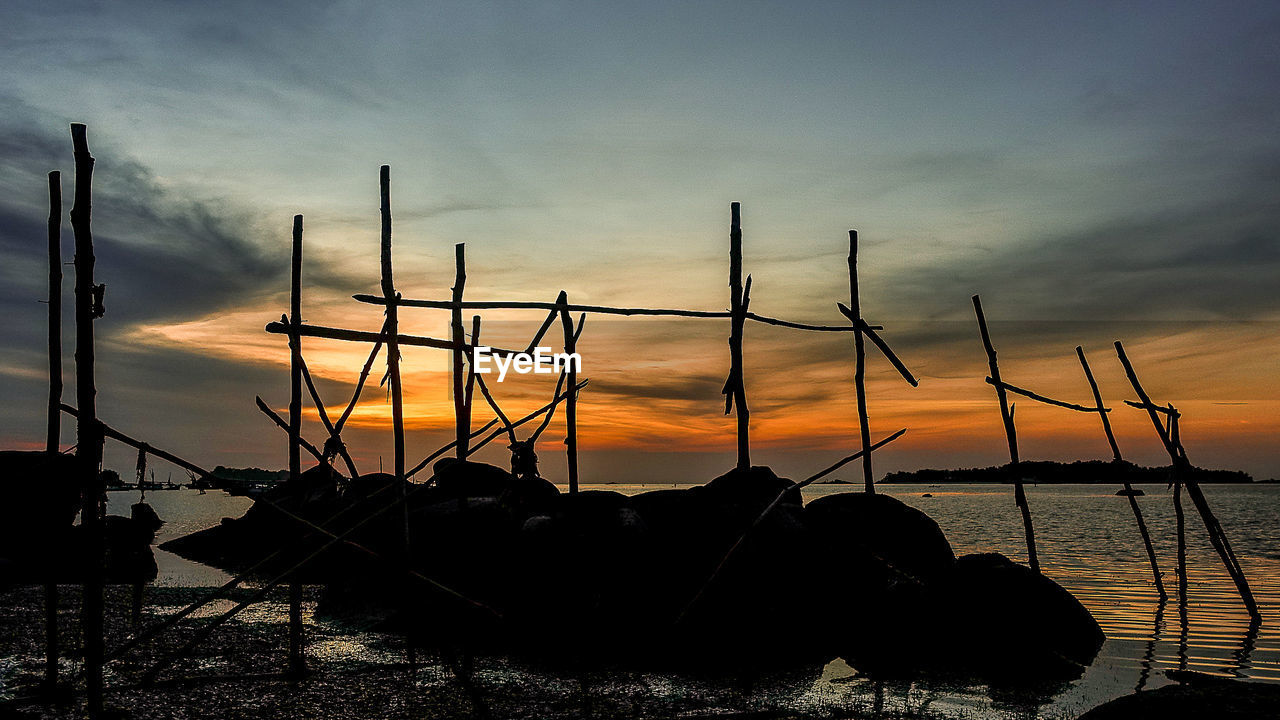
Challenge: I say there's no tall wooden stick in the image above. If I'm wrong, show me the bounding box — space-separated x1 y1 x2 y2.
1115 341 1260 621
1076 346 1165 600
380 166 405 484
849 230 874 493
1171 413 1188 610
465 315 480 445
287 214 306 678
45 169 62 690
70 122 104 719
727 202 750 469
452 244 469 458
972 295 1038 573
557 291 579 492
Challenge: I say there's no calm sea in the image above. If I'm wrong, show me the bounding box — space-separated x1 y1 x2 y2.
106 482 1280 718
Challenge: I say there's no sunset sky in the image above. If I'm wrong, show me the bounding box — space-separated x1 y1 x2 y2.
1 2 1277 483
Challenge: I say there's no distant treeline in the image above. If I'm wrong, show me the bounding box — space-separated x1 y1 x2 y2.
883 460 1253 485
211 466 290 485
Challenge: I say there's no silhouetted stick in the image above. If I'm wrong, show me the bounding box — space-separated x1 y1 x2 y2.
354 292 879 333
725 202 750 469
1115 341 1260 621
452 244 469 457
296 353 359 477
474 373 516 446
286 216 306 679
45 169 62 690
380 166 405 487
464 316 480 445
983 377 1105 413
835 305 918 388
1077 346 1165 600
558 291 581 491
1124 400 1181 416
60 404 221 481
334 317 388 433
264 321 523 357
972 295 1039 573
677 428 907 623
254 397 328 468
404 378 586 479
1171 412 1188 610
524 302 561 352
531 371 570 443
70 123 105 719
848 230 874 493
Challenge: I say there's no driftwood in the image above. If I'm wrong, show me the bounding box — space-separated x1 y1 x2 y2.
1114 340 1260 621
70 123 105 719
45 169 62 689
1076 346 1165 601
847 230 874 493
971 295 1039 573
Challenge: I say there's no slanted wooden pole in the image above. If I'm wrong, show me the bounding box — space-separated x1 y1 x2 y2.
465 315 480 432
726 202 750 469
1077 345 1165 600
849 230 874 494
287 214 306 678
557 291 579 492
972 295 1038 573
45 170 62 690
1115 340 1260 621
452 244 469 458
70 122 105 719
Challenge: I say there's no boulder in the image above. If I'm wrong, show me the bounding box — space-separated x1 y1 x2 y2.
926 553 1104 678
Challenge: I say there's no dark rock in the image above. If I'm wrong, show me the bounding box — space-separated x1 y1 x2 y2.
131 501 164 534
927 553 1104 678
804 491 955 584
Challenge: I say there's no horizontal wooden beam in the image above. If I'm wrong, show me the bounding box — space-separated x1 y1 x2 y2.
351 293 879 333
265 321 522 357
984 377 1105 413
60 403 218 480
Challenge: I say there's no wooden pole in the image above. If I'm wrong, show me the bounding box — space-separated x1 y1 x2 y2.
380 166 405 483
1114 341 1260 621
465 315 480 435
70 122 104 719
849 230 874 493
557 291 579 492
452 244 468 458
727 202 750 470
44 169 62 690
972 295 1038 573
1171 412 1188 610
1076 345 1165 600
287 214 306 678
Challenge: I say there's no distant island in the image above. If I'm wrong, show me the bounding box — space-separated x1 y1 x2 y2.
883 460 1253 485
